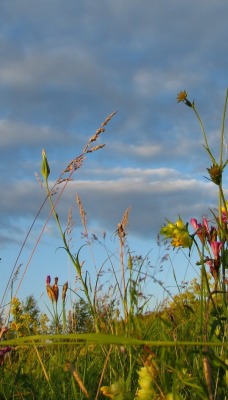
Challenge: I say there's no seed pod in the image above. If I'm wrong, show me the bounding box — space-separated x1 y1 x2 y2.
41 149 50 180
62 282 68 302
52 277 59 303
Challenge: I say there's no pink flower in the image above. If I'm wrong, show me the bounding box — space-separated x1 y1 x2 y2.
202 217 209 232
205 258 218 279
210 241 223 260
222 210 227 223
190 217 209 243
190 218 199 231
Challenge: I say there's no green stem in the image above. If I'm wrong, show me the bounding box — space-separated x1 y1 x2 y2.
220 88 228 167
44 178 99 332
192 104 209 151
218 90 228 233
219 90 228 306
192 238 212 338
192 103 217 165
44 179 64 237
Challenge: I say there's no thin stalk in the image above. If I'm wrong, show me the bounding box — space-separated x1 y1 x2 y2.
33 343 50 383
192 104 210 151
11 174 73 304
219 88 228 167
120 239 128 320
44 178 99 332
219 90 228 305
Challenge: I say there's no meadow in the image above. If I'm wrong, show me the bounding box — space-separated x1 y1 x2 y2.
0 92 227 399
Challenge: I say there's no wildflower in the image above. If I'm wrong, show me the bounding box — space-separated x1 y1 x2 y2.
100 386 114 398
46 276 55 302
135 356 158 399
207 164 223 185
0 346 11 366
160 221 176 238
171 230 192 248
100 380 125 399
205 240 223 281
176 90 188 103
190 217 209 243
62 281 68 302
52 277 59 303
160 218 192 248
176 90 192 107
209 226 218 242
0 347 11 357
210 241 223 260
205 258 218 280
11 297 22 316
220 200 228 223
221 201 228 213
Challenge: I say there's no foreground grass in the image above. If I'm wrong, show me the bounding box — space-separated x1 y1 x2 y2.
1 282 227 399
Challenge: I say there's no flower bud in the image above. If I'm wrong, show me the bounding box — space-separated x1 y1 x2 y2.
52 277 59 303
41 149 50 180
207 164 223 185
62 281 68 302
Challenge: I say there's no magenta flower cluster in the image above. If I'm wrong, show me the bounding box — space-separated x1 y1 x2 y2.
190 217 224 279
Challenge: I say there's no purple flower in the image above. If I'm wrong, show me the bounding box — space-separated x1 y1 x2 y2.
52 277 59 303
0 346 11 366
0 346 11 357
46 275 51 285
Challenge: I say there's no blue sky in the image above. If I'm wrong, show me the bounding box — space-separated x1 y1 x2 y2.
1 0 228 315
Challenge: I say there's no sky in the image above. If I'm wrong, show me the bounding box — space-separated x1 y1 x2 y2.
1 0 228 316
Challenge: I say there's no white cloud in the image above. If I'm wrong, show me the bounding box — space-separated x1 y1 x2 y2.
0 168 218 249
0 119 65 147
128 144 162 157
0 0 227 253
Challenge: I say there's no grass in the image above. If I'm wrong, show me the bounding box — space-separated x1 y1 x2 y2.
0 93 228 399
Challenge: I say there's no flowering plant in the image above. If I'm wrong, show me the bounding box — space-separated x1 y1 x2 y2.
159 91 228 399
160 90 228 399
161 91 228 289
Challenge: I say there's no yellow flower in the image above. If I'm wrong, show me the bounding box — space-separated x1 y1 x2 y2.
100 386 114 398
135 357 158 399
165 394 182 400
100 380 124 399
136 389 154 400
160 218 192 249
160 221 176 238
176 90 193 107
171 231 192 248
176 90 187 103
175 218 185 229
10 297 22 316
